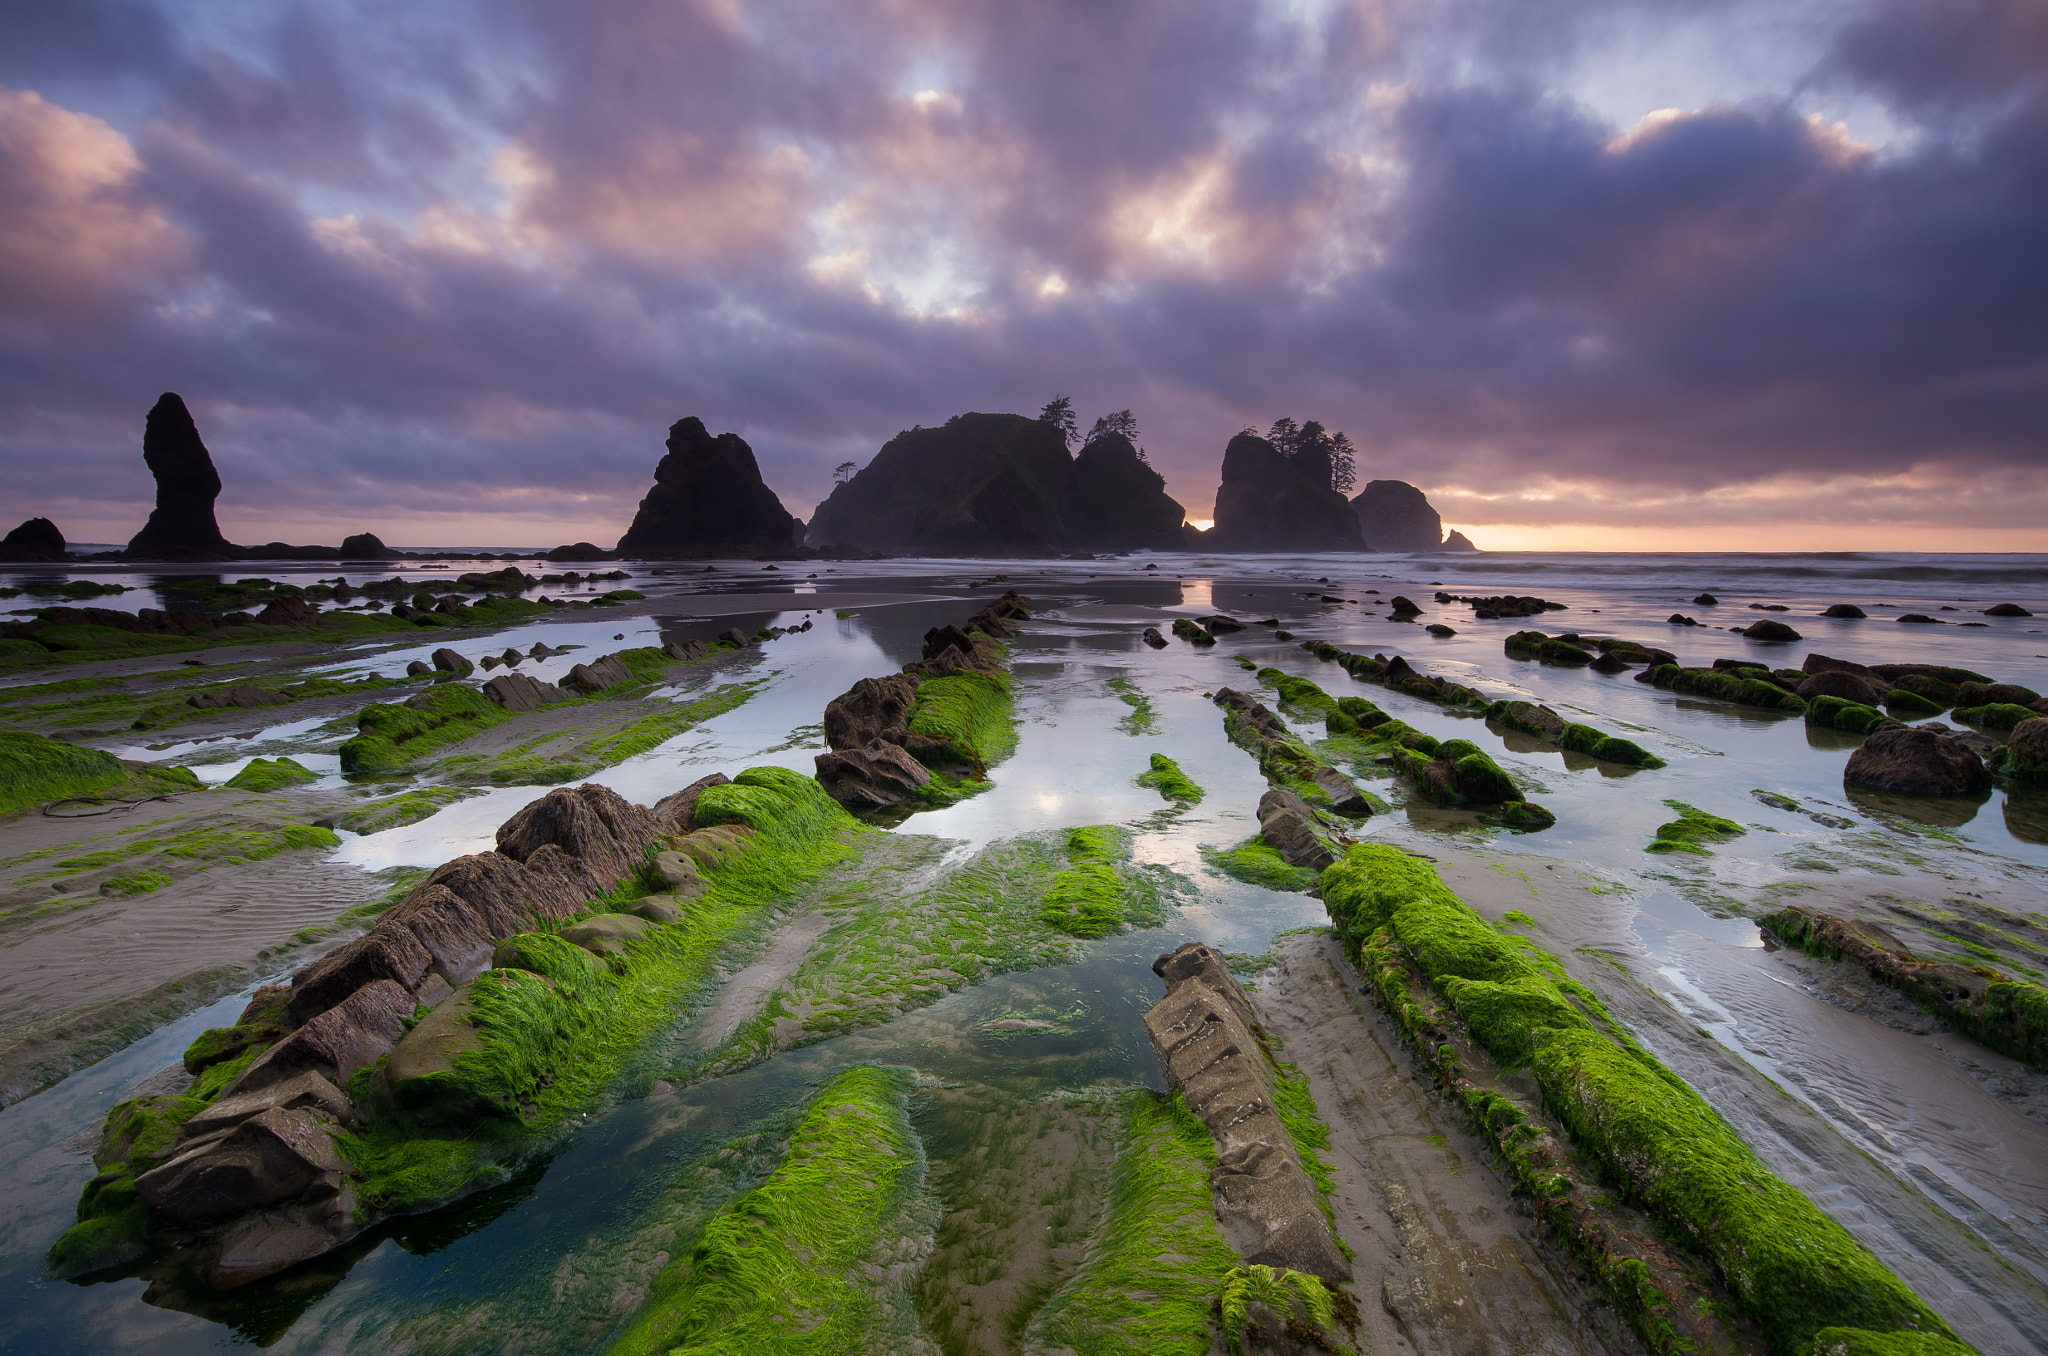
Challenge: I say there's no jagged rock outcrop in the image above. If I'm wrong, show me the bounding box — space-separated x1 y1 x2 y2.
1208 433 1363 552
804 414 1082 555
1071 430 1190 551
813 591 1032 809
1441 529 1478 552
1351 479 1442 552
1143 942 1349 1281
616 417 802 558
0 517 66 562
126 393 239 562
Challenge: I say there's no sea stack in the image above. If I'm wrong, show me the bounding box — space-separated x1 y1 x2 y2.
1207 432 1363 552
340 532 404 560
125 393 237 561
1072 430 1189 551
616 417 802 558
804 414 1079 555
0 518 67 562
1352 479 1442 552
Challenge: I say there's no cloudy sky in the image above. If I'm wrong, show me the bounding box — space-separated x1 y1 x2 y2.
2 0 2043 551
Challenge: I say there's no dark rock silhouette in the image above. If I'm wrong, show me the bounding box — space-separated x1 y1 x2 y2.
0 518 66 562
805 413 1081 555
245 542 342 561
1352 479 1442 552
616 417 801 558
1441 529 1478 551
1208 432 1362 552
126 393 238 562
546 542 614 562
340 533 403 560
1071 431 1189 551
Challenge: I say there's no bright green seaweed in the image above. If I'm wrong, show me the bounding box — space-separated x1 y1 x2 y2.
1136 752 1202 802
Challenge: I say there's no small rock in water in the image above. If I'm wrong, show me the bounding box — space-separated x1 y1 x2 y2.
1898 613 1943 624
1822 603 1866 618
1693 593 1718 605
1425 623 1456 637
1984 602 2032 617
1668 613 1700 626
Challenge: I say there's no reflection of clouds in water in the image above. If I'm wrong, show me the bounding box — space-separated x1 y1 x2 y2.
334 785 552 868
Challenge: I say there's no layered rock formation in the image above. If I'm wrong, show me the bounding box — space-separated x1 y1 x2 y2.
1207 433 1363 552
0 517 66 562
1351 479 1441 552
814 590 1032 809
616 417 802 558
126 394 238 562
1071 430 1189 551
805 414 1081 555
1143 942 1349 1281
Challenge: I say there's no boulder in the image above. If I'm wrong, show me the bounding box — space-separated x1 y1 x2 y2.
563 653 633 692
1957 682 2040 708
1796 669 1893 706
0 517 66 562
1143 943 1350 1282
1844 726 1993 797
431 648 472 676
1742 619 1803 642
1142 627 1168 649
1589 650 1628 673
481 672 567 711
181 1070 354 1143
1802 653 1875 678
1425 623 1456 638
381 885 498 988
651 772 732 834
1199 614 1247 635
377 980 495 1124
717 627 752 648
1257 788 1339 871
257 593 317 626
124 393 239 561
1870 662 1989 686
670 823 756 871
286 930 432 1025
649 851 708 894
188 684 290 710
1493 701 1567 741
1822 603 1867 618
1210 433 1364 552
615 417 803 558
2008 717 2048 774
406 660 431 677
1072 430 1192 551
1984 603 2033 617
1897 613 1942 624
1309 766 1373 817
495 783 661 884
561 913 655 961
823 673 918 750
815 739 932 809
135 1108 348 1224
634 897 686 924
1693 593 1719 606
1352 479 1442 552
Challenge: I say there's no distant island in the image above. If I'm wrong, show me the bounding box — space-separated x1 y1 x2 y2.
3 394 1479 563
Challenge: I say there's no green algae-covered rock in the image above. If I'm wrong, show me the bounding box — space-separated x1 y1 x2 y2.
1495 801 1557 831
378 980 497 1126
1952 702 2038 731
1136 752 1202 803
1810 1329 1976 1355
340 683 508 773
562 912 656 962
1883 689 1944 718
223 756 319 792
1646 801 1745 854
1807 694 1903 735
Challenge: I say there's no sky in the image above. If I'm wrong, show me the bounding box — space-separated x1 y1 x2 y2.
1 0 2043 552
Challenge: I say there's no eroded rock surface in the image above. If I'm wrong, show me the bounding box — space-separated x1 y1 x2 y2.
1143 942 1350 1282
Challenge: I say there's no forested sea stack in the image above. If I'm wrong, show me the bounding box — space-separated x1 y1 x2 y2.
125 394 238 562
615 417 802 558
1206 431 1364 552
1071 428 1189 551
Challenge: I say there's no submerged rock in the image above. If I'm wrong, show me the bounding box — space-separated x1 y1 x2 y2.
616 417 802 558
125 393 238 562
1143 942 1350 1282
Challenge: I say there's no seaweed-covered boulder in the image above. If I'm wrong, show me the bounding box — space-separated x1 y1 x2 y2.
1797 669 1893 707
1957 681 2040 709
0 517 66 562
2005 718 2048 784
1844 726 1992 797
1211 432 1364 552
124 394 239 561
616 417 802 558
1144 943 1350 1281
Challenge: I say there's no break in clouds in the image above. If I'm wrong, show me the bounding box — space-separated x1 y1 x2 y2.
1 0 2044 546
